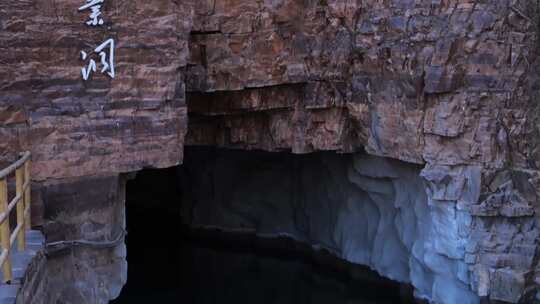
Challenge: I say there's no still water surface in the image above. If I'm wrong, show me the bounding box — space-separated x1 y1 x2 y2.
111 168 413 304
111 228 413 304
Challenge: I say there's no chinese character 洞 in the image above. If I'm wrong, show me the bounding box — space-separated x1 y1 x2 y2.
79 0 105 26
80 38 115 81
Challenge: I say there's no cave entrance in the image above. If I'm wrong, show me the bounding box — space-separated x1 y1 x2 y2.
112 146 416 304
111 166 183 302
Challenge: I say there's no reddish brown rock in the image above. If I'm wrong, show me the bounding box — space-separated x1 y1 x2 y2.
0 0 191 181
185 1 539 170
1 0 540 303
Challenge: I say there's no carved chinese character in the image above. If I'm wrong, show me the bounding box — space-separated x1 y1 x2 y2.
79 0 105 26
80 51 96 81
80 39 115 81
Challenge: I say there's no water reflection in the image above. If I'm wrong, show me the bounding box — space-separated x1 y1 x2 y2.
112 228 414 304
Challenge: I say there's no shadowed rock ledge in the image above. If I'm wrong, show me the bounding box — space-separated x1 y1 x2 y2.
180 148 538 304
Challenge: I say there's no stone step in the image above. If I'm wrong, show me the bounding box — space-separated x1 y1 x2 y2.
0 230 45 304
0 284 19 304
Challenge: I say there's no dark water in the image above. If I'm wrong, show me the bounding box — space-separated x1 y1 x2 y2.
111 167 414 304
111 226 414 304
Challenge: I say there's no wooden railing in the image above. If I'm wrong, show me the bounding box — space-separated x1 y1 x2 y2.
0 152 31 283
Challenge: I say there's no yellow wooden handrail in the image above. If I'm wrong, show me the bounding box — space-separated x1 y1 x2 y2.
0 152 32 283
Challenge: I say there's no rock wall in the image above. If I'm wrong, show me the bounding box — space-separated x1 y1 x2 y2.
186 0 540 169
0 0 191 181
1 1 537 178
2 2 185 301
179 148 501 304
16 252 47 304
37 175 127 304
0 0 539 303
185 2 540 302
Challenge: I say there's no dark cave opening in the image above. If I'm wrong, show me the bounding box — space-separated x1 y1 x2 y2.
111 166 183 303
111 147 416 304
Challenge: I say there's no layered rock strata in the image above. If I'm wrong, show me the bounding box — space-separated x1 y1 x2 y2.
0 0 539 303
185 2 540 302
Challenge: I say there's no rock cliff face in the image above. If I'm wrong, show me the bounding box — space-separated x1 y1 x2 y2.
1 0 540 303
186 3 540 301
0 0 190 180
186 0 540 168
181 148 482 303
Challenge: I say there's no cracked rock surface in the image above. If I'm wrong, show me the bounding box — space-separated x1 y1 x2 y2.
1 1 540 303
